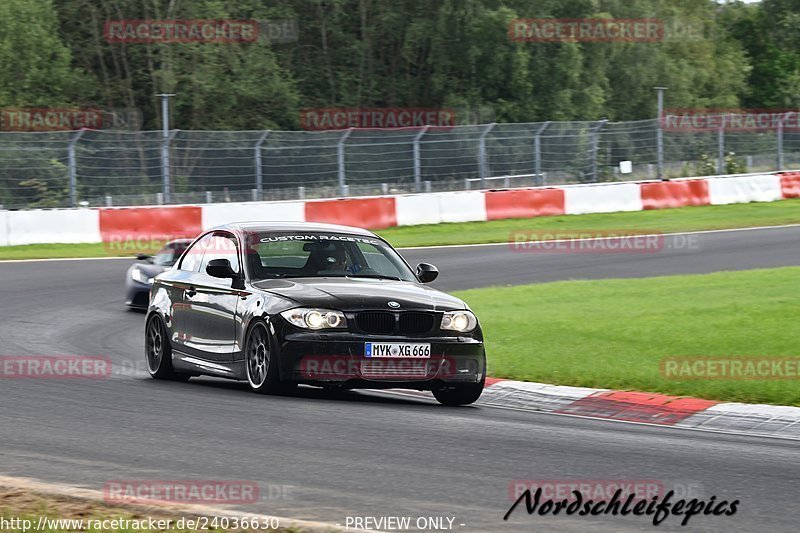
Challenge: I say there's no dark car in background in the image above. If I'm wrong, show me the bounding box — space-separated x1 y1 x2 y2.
125 239 192 309
144 222 486 405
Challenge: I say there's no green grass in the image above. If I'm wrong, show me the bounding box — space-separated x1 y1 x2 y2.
454 267 800 406
0 242 121 260
1 198 800 260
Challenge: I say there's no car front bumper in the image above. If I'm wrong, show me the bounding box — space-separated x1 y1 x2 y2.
125 281 151 308
277 331 485 388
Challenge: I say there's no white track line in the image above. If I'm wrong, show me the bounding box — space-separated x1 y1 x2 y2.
0 255 131 264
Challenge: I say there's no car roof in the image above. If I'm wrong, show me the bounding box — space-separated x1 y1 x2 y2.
208 221 379 238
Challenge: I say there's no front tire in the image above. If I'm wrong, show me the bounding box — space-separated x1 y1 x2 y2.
433 379 484 406
145 314 189 381
245 321 294 394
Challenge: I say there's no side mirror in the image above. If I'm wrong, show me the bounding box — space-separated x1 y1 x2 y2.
416 263 439 283
136 253 151 261
206 258 245 289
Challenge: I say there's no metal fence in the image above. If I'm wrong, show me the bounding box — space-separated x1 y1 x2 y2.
1 116 799 209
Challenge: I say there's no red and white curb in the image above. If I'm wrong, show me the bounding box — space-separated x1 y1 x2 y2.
477 379 800 440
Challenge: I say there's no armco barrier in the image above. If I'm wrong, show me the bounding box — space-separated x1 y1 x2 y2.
780 172 800 198
1 172 798 247
202 200 305 229
304 197 397 229
641 179 710 210
564 183 643 215
7 209 100 245
485 188 565 220
99 206 202 243
707 174 783 205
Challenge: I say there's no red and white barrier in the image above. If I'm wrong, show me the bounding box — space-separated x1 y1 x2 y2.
1 172 798 246
484 188 565 220
6 209 100 245
779 171 800 198
395 191 486 226
707 174 783 205
305 197 397 229
99 206 201 244
202 200 305 228
641 179 709 209
0 210 7 246
564 182 643 215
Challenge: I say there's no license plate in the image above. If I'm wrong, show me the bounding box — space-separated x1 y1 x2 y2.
364 342 431 358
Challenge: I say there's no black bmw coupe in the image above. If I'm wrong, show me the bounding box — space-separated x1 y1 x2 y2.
145 222 486 405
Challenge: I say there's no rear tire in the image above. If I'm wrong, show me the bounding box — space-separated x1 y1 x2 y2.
433 379 484 406
245 321 295 394
145 314 189 381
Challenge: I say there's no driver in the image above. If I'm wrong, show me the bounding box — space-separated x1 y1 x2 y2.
323 246 349 272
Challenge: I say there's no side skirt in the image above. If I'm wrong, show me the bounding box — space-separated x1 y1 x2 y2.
172 350 247 380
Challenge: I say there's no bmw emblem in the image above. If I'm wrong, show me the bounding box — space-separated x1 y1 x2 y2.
387 301 400 309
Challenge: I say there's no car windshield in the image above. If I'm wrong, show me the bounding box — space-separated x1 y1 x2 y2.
152 242 189 267
245 232 416 282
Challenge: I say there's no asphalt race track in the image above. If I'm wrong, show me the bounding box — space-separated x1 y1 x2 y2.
1 225 800 532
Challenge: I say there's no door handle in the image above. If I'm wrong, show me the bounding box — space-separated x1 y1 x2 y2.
185 286 197 298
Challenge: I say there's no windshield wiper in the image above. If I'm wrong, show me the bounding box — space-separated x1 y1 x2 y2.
350 274 404 281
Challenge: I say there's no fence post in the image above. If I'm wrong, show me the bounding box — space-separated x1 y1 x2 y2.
717 124 725 174
655 87 667 179
162 130 178 203
777 114 786 171
67 129 86 208
254 131 271 199
413 125 430 192
591 119 608 183
337 128 354 196
478 123 496 189
534 121 550 185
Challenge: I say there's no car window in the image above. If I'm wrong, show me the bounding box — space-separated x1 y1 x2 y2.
199 234 240 276
356 241 405 277
153 242 190 267
246 232 414 281
179 234 213 272
255 239 310 268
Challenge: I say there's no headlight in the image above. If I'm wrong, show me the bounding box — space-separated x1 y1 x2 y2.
440 310 477 332
280 308 347 330
130 268 152 285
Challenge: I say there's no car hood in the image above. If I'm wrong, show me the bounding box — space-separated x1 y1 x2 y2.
251 277 466 312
